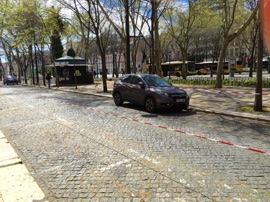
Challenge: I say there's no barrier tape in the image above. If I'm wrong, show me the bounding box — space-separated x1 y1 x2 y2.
46 97 270 156
180 87 270 96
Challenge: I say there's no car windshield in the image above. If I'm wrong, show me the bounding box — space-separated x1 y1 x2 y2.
142 75 171 87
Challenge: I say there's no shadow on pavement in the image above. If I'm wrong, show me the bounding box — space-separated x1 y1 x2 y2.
121 103 197 117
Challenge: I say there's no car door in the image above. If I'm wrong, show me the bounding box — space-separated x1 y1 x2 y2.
129 75 145 105
119 75 134 102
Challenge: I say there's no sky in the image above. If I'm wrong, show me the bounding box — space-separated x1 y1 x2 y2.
0 0 189 64
0 50 6 63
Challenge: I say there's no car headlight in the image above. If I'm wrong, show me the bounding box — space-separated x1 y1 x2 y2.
159 92 169 97
150 88 169 97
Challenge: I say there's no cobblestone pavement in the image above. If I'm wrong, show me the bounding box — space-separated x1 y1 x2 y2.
0 85 270 201
55 79 270 121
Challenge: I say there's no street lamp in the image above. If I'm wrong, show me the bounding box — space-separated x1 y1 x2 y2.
125 0 131 74
33 31 39 85
267 56 270 73
67 48 77 89
129 34 144 74
211 52 216 78
113 51 116 78
0 53 4 81
125 0 145 74
168 51 171 79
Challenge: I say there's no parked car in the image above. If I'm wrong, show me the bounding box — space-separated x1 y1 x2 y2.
3 75 18 85
112 74 190 112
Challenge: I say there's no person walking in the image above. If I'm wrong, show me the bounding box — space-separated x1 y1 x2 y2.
121 68 125 76
46 73 51 89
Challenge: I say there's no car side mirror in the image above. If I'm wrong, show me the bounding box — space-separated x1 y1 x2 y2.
138 82 145 88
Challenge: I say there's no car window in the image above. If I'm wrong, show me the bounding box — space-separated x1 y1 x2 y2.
142 75 171 87
131 76 142 85
121 75 133 84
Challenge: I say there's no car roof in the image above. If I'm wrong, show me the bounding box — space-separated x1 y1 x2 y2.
120 74 158 77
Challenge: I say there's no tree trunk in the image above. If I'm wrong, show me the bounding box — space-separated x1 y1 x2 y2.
150 0 156 74
249 45 255 77
101 54 108 92
151 0 162 76
154 3 162 77
29 45 35 85
216 41 229 88
182 53 187 79
254 13 263 111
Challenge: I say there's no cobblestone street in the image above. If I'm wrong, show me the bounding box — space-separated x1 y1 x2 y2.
0 85 270 201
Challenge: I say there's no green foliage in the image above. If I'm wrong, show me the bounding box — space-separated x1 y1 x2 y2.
236 106 270 113
48 7 64 60
51 34 63 59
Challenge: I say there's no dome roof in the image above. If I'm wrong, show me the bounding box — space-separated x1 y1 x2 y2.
67 48 76 57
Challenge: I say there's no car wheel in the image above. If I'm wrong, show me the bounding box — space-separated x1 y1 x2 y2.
113 92 123 106
183 106 188 111
144 97 156 113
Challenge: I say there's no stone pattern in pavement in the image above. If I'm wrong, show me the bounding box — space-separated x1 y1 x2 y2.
55 79 270 121
1 80 270 201
0 85 269 201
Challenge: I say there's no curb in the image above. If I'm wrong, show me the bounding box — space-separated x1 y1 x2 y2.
0 131 46 202
190 106 270 122
22 83 270 122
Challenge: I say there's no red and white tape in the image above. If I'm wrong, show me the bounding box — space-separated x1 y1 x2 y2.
48 97 270 156
181 88 270 96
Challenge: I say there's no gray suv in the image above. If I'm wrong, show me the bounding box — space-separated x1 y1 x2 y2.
3 75 18 85
112 74 189 112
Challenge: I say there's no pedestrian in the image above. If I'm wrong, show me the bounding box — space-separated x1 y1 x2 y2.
46 73 51 89
121 68 125 76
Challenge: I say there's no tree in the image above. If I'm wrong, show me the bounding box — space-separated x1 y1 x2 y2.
214 0 258 88
49 7 64 61
240 13 259 78
254 17 263 111
0 0 60 85
88 0 112 92
167 0 207 79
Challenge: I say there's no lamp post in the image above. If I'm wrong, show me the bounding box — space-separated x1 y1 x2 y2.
129 34 144 74
31 44 35 85
168 51 171 79
125 0 131 74
74 63 77 90
267 56 270 73
34 43 39 85
96 55 99 79
33 32 39 85
69 49 77 89
0 53 4 81
125 0 145 74
211 52 216 78
113 51 116 78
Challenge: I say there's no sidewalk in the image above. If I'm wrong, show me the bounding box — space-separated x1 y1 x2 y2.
0 131 46 202
50 79 270 122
